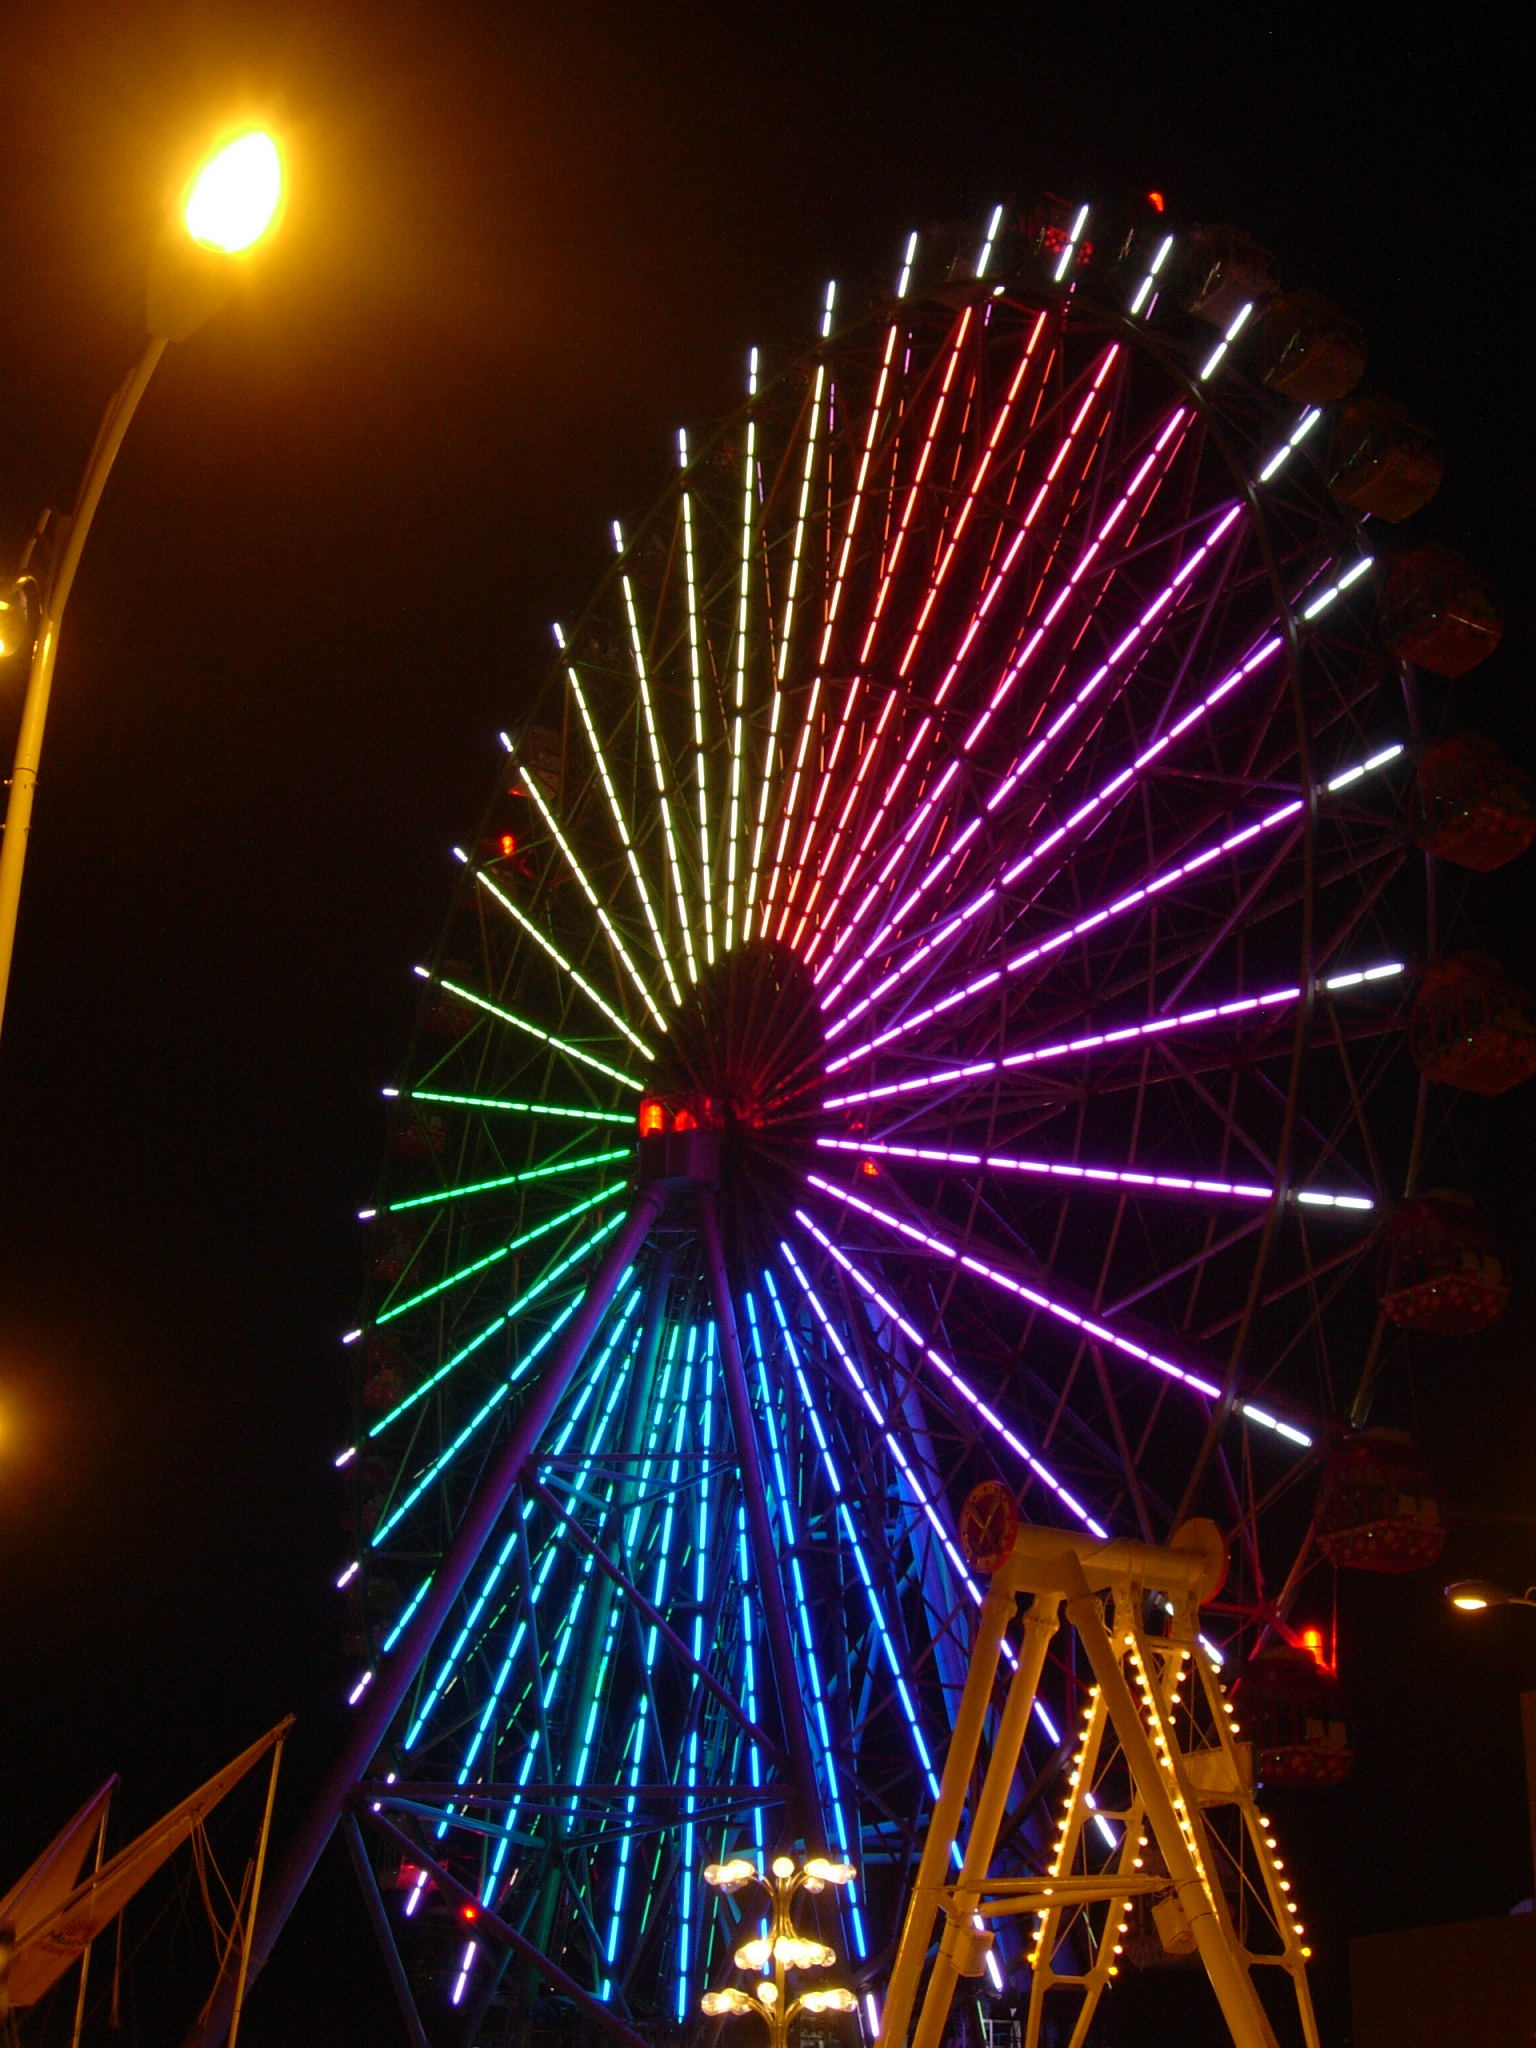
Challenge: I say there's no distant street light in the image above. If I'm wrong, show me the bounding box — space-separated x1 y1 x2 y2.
1446 1579 1536 1612
0 126 285 1048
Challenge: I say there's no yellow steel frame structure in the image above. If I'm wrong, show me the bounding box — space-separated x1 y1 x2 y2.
875 1525 1319 2048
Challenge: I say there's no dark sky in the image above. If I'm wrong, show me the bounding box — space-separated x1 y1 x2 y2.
0 4 1530 2042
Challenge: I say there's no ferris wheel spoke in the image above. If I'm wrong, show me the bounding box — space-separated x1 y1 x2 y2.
814 1134 1307 1207
381 1086 631 1126
822 961 1403 1114
395 1288 644 1756
722 350 762 955
418 969 641 1092
514 761 670 1028
809 342 1133 978
470 866 654 1058
373 1147 630 1218
373 1189 622 1331
814 391 1196 992
773 317 902 940
558 624 684 1008
825 727 1406 1076
746 332 832 941
789 1212 1108 1538
802 1172 1318 1454
760 1268 946 1800
677 435 718 970
615 527 698 985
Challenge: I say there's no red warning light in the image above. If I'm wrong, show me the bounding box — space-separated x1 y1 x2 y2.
1147 191 1165 213
638 1098 665 1137
673 1107 698 1132
460 1904 479 1923
1299 1625 1328 1668
499 832 517 858
860 1159 879 1177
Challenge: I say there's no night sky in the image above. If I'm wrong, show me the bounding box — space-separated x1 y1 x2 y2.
0 6 1530 2043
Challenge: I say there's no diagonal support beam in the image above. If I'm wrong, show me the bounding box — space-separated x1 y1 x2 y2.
189 1189 665 2047
527 1474 788 1766
339 1812 429 2048
356 1805 651 2048
699 1195 827 1851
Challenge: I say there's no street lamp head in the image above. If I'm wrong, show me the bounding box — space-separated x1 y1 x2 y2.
0 587 35 664
703 1858 760 1892
147 124 286 343
184 130 284 254
1446 1579 1509 1611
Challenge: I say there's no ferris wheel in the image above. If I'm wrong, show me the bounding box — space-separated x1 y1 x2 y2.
321 196 1522 2042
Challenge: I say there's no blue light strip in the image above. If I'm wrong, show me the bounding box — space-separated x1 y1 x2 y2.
761 1270 941 1799
676 1324 715 2021
601 1323 685 1998
777 1243 1061 1738
743 1289 867 1964
372 1298 584 1545
402 1285 640 1749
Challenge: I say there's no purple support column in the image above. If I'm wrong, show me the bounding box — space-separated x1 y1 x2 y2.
698 1196 826 1851
189 1190 664 2047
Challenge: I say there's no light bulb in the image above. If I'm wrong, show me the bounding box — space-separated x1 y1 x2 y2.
184 130 283 253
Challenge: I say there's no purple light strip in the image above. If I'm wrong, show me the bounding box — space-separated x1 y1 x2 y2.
775 1242 1034 1694
827 723 1396 1069
820 961 1402 1110
816 464 1231 1010
814 399 1190 992
817 1137 1376 1212
823 619 1280 1040
825 791 1305 1072
816 1137 1272 1202
790 1209 1109 1536
775 1242 982 1599
802 1174 1313 1447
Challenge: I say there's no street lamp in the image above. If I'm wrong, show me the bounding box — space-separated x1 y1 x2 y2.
0 125 285 1046
700 1854 859 2048
1446 1580 1536 1612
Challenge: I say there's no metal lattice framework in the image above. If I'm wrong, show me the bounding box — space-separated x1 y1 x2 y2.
300 204 1435 2046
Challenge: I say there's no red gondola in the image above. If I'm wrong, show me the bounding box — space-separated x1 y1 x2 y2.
1327 396 1442 521
1411 735 1536 872
1379 545 1504 677
1377 1190 1511 1334
1255 288 1366 403
1410 953 1536 1095
1313 1429 1447 1572
1237 1644 1353 1789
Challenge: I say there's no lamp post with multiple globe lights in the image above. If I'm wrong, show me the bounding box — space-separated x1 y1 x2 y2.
0 127 285 1046
700 1854 860 2048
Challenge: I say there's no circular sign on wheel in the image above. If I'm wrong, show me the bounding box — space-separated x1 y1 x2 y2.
959 1482 1020 1574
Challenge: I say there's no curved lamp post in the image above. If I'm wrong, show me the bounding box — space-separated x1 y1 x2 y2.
0 127 285 1046
1446 1580 1536 1613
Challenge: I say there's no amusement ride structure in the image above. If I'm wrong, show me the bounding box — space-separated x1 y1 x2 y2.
195 192 1530 2045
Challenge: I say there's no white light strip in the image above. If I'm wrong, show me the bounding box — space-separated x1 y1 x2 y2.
679 431 715 968
896 232 918 299
1129 234 1174 317
725 349 758 950
615 531 697 985
1053 203 1090 283
975 203 1005 279
1198 300 1254 383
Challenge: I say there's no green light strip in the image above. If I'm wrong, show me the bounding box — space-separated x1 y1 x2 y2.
368 1212 624 1435
384 1087 631 1124
475 870 653 1058
383 1148 630 1215
376 1187 617 1326
438 977 641 1092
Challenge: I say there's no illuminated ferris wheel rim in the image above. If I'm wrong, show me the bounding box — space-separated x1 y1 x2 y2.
405 259 1397 1478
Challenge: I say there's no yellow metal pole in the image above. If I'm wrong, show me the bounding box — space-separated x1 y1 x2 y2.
0 336 166 1048
227 1731 285 2048
69 1803 110 2048
876 1563 1017 2048
1061 1562 1279 2048
908 1594 1060 2048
